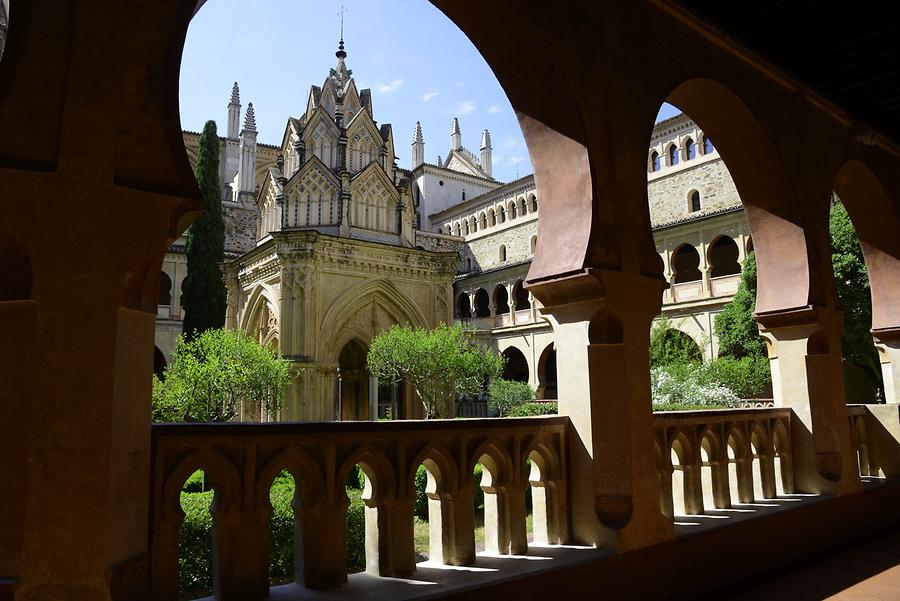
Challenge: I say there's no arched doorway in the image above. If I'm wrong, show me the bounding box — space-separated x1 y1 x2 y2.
538 345 557 400
501 347 529 383
338 340 370 421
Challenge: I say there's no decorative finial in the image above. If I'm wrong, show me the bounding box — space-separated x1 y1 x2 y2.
481 129 492 149
230 82 240 105
336 5 348 59
244 102 257 132
451 117 461 135
414 121 424 144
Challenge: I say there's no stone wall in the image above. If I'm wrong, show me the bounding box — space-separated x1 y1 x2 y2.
223 201 259 255
647 158 742 227
462 218 538 272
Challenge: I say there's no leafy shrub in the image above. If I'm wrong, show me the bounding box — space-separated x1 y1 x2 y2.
508 401 558 417
414 464 428 520
488 378 536 416
650 315 703 367
179 490 214 594
651 367 739 408
182 469 206 493
472 463 484 514
346 464 365 490
704 355 771 398
346 489 366 572
268 474 295 583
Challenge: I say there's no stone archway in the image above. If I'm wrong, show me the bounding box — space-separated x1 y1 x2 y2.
538 344 557 400
501 347 529 383
338 339 371 421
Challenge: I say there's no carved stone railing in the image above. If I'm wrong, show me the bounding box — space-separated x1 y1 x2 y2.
653 407 793 516
148 417 568 601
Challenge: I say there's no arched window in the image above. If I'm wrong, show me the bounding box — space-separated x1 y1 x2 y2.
464 221 470 235
650 151 661 172
474 288 490 317
519 198 527 215
703 135 714 155
709 236 741 278
480 212 487 229
673 244 702 283
498 207 506 223
509 203 517 219
685 138 696 160
668 144 679 166
530 235 538 254
458 294 472 319
499 245 507 262
494 285 510 315
158 272 172 306
530 195 538 212
690 190 701 212
488 208 496 226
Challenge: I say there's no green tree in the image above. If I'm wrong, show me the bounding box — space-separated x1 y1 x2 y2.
830 200 881 389
714 251 767 359
152 328 291 422
367 323 504 418
183 120 226 340
650 315 703 367
488 378 536 417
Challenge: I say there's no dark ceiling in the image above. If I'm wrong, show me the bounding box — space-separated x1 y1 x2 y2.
677 1 900 144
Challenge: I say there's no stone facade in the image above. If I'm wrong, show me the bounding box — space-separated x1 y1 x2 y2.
154 41 470 421
437 114 753 391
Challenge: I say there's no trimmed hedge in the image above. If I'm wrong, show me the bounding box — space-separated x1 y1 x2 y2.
178 464 500 591
508 401 558 417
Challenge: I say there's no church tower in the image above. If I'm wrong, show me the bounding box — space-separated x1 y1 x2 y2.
450 117 462 151
412 121 425 169
480 129 492 178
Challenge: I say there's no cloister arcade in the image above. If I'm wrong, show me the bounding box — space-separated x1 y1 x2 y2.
4 1 900 601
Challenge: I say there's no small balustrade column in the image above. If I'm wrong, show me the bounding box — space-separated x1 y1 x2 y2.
507 482 529 554
371 494 416 577
529 478 562 544
295 499 348 589
758 307 861 495
213 506 271 601
679 452 705 515
481 484 511 555
530 270 673 551
429 485 476 565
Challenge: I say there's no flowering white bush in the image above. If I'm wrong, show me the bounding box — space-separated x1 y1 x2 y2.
651 367 739 408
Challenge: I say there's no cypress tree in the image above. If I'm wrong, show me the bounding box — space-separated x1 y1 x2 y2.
182 120 226 339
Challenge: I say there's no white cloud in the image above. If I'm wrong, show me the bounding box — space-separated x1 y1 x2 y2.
487 104 503 114
455 100 476 115
422 90 440 102
375 79 405 93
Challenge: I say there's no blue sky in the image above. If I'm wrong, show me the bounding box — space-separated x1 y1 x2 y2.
181 0 680 183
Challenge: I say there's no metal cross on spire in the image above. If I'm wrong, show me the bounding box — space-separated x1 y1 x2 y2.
338 5 348 41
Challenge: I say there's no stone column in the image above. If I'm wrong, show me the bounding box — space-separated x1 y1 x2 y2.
532 270 672 551
758 307 862 495
429 485 476 565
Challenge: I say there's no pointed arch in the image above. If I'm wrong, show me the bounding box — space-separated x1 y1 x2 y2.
320 278 429 362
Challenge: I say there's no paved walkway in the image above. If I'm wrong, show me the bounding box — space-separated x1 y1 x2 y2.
725 528 900 600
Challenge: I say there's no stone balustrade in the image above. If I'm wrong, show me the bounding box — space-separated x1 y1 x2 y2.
148 417 568 601
653 407 794 516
